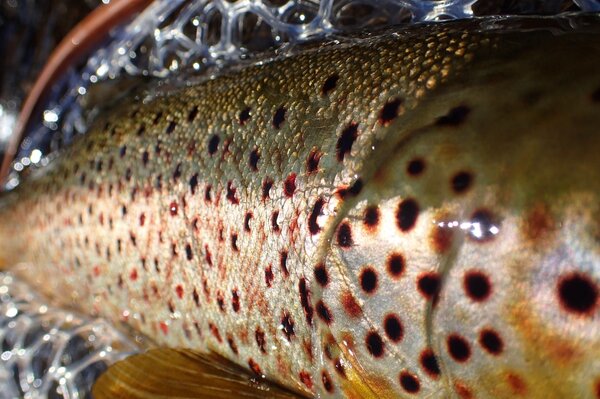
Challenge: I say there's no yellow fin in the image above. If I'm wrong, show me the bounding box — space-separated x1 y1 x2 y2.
93 348 304 399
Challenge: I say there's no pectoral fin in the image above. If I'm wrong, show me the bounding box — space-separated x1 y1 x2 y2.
92 348 304 399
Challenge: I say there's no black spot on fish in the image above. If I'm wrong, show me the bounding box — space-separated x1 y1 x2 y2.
387 253 405 278
447 334 471 362
165 121 176 134
363 206 380 228
299 279 313 325
322 74 339 96
249 148 260 171
384 314 403 342
436 105 470 126
464 271 492 302
365 331 384 357
273 106 286 129
316 300 332 324
452 171 473 193
189 174 198 195
379 98 403 126
208 134 220 155
407 158 425 176
314 263 329 287
172 163 182 181
592 87 600 102
337 222 353 248
417 272 440 300
336 123 358 162
262 178 273 201
399 371 420 394
397 198 419 232
306 148 322 174
420 349 441 377
360 267 378 293
239 107 251 125
281 313 295 341
309 198 324 235
479 329 503 355
187 106 199 122
558 273 598 315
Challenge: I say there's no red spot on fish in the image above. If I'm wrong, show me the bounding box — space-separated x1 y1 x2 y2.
93 265 101 277
255 327 267 354
130 268 138 281
431 224 453 253
248 359 262 376
284 173 297 197
159 322 168 335
454 381 474 399
299 371 313 390
209 322 222 342
322 370 334 393
227 335 239 355
204 245 213 267
216 291 225 312
506 373 527 396
265 265 274 287
175 285 184 299
232 289 240 312
169 201 178 216
341 290 362 317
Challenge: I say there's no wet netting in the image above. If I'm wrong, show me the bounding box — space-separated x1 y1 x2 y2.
0 274 137 398
5 0 600 190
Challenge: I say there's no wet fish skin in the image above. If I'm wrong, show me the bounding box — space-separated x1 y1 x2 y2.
1 17 600 398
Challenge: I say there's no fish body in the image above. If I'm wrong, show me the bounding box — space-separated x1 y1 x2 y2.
1 16 600 398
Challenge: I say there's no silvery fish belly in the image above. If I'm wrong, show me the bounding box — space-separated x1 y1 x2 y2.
0 17 599 398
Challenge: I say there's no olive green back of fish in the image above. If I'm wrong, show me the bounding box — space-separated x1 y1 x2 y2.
1 16 599 399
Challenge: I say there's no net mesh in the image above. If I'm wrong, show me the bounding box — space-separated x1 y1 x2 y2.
0 273 137 398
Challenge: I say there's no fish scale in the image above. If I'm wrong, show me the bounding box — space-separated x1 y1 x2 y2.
1 17 600 398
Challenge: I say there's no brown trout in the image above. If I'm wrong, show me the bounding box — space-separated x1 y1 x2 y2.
0 16 599 398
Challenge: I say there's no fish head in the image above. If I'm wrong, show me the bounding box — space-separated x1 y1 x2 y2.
313 25 600 398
